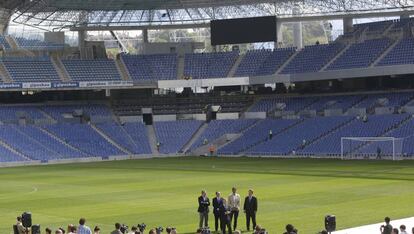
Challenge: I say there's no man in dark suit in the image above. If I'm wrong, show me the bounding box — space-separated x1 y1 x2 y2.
198 190 210 228
212 191 223 232
243 189 258 231
219 198 232 234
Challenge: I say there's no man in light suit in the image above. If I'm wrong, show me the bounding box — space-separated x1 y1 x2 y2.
243 189 258 231
213 191 223 232
198 190 210 228
228 187 241 230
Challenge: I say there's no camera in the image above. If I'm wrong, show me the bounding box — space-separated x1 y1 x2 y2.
156 226 164 234
138 223 147 232
201 227 211 234
120 224 129 234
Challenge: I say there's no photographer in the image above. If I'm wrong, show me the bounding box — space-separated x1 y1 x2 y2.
283 224 298 234
111 223 123 234
380 217 393 234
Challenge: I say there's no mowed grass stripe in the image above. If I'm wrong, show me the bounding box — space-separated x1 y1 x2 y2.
0 157 414 234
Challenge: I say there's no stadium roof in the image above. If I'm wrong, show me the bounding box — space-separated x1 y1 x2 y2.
8 0 414 30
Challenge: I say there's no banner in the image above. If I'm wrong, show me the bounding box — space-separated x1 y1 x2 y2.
78 81 134 88
52 82 79 88
0 83 22 89
22 82 52 89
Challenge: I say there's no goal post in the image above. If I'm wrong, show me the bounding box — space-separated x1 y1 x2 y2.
341 137 404 161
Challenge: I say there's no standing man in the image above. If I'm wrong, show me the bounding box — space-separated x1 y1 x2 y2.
213 192 223 232
198 190 210 228
16 216 29 234
243 189 258 231
269 130 273 140
219 198 232 234
228 187 241 230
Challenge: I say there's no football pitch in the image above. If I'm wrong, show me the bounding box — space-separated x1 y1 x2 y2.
1 157 414 234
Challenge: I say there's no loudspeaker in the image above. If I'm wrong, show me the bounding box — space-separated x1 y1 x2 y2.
22 212 32 228
31 224 41 234
325 215 336 232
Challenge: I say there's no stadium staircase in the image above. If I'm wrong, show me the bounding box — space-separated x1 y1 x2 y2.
5 36 36 57
346 95 370 111
12 125 66 158
5 36 18 50
37 109 58 123
177 55 185 80
320 43 352 71
37 126 88 155
371 38 402 67
115 58 132 81
238 119 305 155
348 114 412 155
146 125 159 154
182 123 208 154
90 124 132 155
0 62 13 82
51 57 72 82
275 49 300 74
295 117 356 154
228 53 245 77
215 119 265 152
192 133 242 156
0 139 30 161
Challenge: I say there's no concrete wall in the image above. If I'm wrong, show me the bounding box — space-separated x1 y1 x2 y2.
216 113 239 120
178 113 206 121
119 116 143 123
153 115 177 122
346 108 366 116
324 109 343 116
243 112 267 119
375 107 395 115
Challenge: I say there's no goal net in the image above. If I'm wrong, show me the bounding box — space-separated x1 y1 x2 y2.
341 137 404 160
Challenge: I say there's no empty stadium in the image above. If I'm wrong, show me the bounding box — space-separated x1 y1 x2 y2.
1 0 414 234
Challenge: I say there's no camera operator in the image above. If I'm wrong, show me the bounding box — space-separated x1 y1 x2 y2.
380 217 393 234
111 223 123 234
129 226 140 234
283 224 298 234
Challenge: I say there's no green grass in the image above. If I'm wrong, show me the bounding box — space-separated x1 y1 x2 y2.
1 157 414 234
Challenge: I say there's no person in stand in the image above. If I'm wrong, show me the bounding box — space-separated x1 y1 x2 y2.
269 130 273 140
243 189 258 231
213 191 223 232
219 198 232 234
209 145 215 157
228 187 241 231
198 190 210 228
156 142 161 152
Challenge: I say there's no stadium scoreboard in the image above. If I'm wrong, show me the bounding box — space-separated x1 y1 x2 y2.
210 16 277 45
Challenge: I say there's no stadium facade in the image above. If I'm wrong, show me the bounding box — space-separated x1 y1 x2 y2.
0 0 413 165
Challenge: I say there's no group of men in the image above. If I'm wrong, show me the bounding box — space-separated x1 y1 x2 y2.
197 187 258 234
